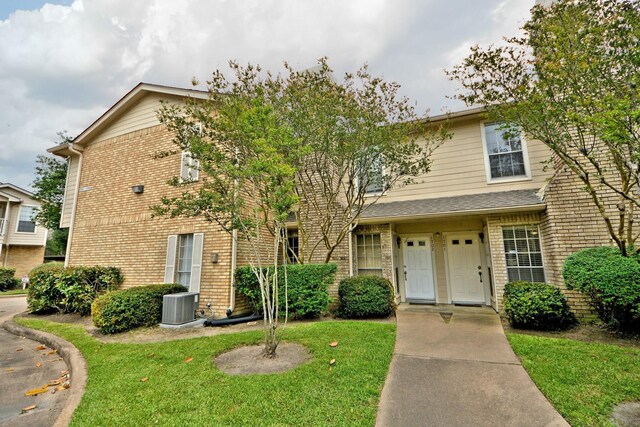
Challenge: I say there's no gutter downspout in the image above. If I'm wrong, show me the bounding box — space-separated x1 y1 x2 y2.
348 223 355 277
0 201 10 263
227 155 240 317
227 228 238 316
65 144 83 268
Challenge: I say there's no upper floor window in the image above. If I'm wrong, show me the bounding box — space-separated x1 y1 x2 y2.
180 150 200 182
356 153 384 195
482 122 528 181
17 205 37 233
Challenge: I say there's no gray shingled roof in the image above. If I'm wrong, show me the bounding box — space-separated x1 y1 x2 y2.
360 189 544 219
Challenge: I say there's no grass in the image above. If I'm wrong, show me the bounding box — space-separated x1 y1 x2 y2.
16 318 395 427
0 288 27 296
507 332 640 427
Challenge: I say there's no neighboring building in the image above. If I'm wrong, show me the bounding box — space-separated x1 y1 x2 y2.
51 83 610 317
0 183 47 278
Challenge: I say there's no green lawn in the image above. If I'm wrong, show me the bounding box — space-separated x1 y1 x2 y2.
16 318 395 427
0 288 27 296
507 333 640 427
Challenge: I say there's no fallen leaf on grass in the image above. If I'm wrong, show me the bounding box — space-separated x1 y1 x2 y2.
35 345 46 351
329 358 336 366
21 404 37 413
140 377 149 382
147 353 155 359
35 363 42 368
25 385 49 396
329 341 338 347
183 356 193 363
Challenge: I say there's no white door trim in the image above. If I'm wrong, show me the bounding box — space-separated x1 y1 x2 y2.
444 231 488 305
401 233 437 303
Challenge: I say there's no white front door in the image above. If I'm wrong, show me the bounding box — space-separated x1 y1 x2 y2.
404 236 436 301
447 233 485 303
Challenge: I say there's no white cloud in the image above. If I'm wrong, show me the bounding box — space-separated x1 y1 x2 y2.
0 0 534 189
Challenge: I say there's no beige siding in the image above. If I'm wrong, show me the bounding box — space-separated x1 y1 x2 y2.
0 189 47 246
91 93 181 143
380 118 553 202
60 155 78 228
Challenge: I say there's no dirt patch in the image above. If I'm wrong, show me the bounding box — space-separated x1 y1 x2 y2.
502 319 640 348
214 343 311 375
20 312 93 327
612 401 640 427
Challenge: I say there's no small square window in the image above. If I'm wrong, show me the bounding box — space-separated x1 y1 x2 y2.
418 241 426 246
407 241 414 247
465 239 473 245
452 239 460 245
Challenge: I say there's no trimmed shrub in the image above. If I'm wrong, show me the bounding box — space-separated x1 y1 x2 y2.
28 263 123 315
563 246 640 332
503 281 575 330
92 284 187 334
336 275 395 319
0 268 19 291
235 264 337 319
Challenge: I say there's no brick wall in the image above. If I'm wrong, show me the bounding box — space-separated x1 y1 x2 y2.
2 245 45 278
68 125 242 316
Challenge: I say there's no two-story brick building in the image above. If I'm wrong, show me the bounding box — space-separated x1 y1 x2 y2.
50 83 610 316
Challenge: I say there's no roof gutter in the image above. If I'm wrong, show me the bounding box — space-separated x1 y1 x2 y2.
357 203 546 225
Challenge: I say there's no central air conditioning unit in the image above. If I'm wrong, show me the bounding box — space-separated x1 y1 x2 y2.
162 292 199 325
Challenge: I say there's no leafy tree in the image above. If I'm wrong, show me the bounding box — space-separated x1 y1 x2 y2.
283 59 448 263
154 63 301 357
32 132 71 255
448 0 640 255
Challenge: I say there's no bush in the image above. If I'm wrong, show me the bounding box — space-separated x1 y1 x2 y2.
563 246 640 332
503 281 575 330
235 264 337 319
92 284 187 334
336 275 395 319
28 263 123 315
0 268 19 291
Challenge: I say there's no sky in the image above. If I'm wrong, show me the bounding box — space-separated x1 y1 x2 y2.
0 0 534 191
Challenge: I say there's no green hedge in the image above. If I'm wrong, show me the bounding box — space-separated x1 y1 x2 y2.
0 268 19 291
336 275 395 319
563 246 640 332
91 284 187 334
503 281 575 330
235 264 337 319
27 263 123 315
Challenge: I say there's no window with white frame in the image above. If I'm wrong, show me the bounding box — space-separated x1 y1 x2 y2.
286 235 299 264
17 205 37 233
175 234 194 287
483 122 527 180
356 233 383 276
164 233 203 293
502 225 545 282
180 123 202 182
180 150 200 182
364 157 384 194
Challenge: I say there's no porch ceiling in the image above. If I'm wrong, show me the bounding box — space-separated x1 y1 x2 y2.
359 189 544 223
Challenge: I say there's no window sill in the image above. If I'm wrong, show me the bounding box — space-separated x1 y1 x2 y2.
486 175 531 185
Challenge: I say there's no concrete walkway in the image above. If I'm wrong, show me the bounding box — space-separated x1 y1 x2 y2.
376 306 569 427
